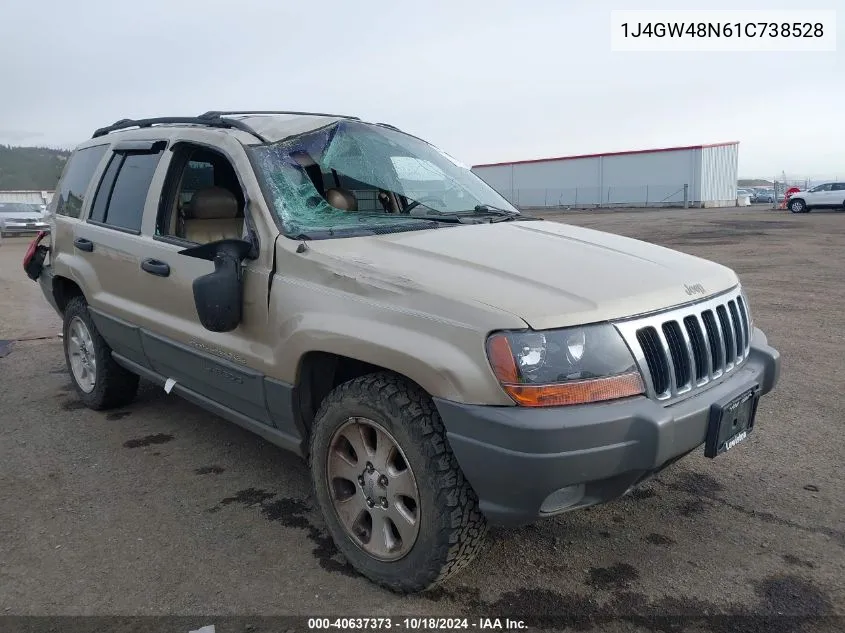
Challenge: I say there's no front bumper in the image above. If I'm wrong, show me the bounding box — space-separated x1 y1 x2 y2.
434 327 780 527
1 223 50 235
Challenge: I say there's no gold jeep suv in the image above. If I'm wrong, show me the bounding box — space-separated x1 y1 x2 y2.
25 111 780 593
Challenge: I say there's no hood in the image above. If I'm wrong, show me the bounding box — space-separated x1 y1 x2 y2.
310 220 739 330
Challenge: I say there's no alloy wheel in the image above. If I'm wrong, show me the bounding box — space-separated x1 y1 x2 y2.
326 417 421 561
67 316 97 393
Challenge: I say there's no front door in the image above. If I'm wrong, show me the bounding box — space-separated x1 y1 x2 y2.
130 136 281 429
807 183 832 206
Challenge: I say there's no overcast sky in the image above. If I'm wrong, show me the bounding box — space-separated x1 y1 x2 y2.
1 0 841 178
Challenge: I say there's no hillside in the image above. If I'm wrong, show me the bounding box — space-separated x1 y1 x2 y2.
738 179 773 187
0 146 71 191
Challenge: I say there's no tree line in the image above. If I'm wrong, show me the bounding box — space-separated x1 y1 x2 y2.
0 145 71 191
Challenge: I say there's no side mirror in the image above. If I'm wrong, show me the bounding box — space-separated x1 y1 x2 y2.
179 238 253 332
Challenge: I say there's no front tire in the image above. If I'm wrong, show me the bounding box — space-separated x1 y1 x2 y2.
309 372 488 593
63 296 139 410
788 198 808 214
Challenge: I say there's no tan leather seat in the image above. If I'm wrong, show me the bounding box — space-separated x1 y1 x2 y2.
325 187 358 212
183 187 243 243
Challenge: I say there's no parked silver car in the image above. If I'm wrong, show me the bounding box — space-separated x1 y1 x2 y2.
752 189 775 204
0 202 51 237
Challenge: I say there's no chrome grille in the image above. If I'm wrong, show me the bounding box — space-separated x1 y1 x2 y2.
614 287 752 403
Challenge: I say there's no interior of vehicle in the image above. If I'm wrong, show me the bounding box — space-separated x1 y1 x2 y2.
157 145 246 244
291 150 403 215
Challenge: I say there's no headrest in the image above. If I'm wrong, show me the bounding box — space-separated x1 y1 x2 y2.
325 187 358 212
291 151 318 168
188 187 239 219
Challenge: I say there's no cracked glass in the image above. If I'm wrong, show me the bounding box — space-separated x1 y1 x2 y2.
249 120 518 239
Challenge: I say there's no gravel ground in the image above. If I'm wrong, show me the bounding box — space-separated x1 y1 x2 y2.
0 206 843 632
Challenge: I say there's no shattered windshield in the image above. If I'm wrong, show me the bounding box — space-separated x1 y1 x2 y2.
249 120 519 239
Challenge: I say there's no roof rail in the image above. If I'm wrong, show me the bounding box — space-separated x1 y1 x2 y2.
91 116 269 142
198 110 361 121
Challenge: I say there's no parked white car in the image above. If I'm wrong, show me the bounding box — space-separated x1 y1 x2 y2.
787 182 845 214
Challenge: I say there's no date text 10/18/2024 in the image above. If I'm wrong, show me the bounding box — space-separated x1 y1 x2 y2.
308 617 528 630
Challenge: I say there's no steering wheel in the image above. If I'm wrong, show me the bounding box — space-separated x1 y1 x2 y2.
404 196 446 213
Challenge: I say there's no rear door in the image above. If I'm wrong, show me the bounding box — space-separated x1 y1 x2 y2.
71 139 167 369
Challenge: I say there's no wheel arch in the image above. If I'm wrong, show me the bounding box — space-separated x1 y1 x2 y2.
52 275 85 314
293 351 429 440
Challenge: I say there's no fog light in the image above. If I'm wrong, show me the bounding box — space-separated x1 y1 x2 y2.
539 484 586 514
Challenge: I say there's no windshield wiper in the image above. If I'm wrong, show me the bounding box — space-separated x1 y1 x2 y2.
289 219 453 240
421 206 517 218
413 215 465 224
465 205 540 223
473 204 517 215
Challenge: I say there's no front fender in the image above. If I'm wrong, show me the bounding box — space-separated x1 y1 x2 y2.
275 312 515 405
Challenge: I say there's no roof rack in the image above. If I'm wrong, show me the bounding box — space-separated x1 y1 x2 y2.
198 110 361 121
91 115 270 142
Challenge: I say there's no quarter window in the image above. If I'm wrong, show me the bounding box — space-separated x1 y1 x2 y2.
53 145 108 218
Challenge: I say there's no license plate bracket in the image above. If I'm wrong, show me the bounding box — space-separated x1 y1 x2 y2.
704 385 760 458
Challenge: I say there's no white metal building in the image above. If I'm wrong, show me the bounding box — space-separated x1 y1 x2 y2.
472 142 739 209
0 190 54 205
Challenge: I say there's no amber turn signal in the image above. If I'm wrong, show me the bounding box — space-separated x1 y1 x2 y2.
486 333 520 384
501 372 645 407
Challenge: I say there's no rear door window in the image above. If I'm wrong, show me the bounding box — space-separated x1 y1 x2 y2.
831 183 845 191
53 145 109 218
89 154 122 224
89 148 164 232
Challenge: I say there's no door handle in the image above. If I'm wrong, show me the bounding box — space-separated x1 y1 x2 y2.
73 237 94 252
141 258 170 277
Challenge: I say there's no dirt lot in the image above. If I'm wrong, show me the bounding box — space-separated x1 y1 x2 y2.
1 206 843 632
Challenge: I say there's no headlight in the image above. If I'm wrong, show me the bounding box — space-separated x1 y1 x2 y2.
486 324 645 407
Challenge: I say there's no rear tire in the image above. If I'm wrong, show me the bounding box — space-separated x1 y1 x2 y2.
63 296 139 410
309 372 488 593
